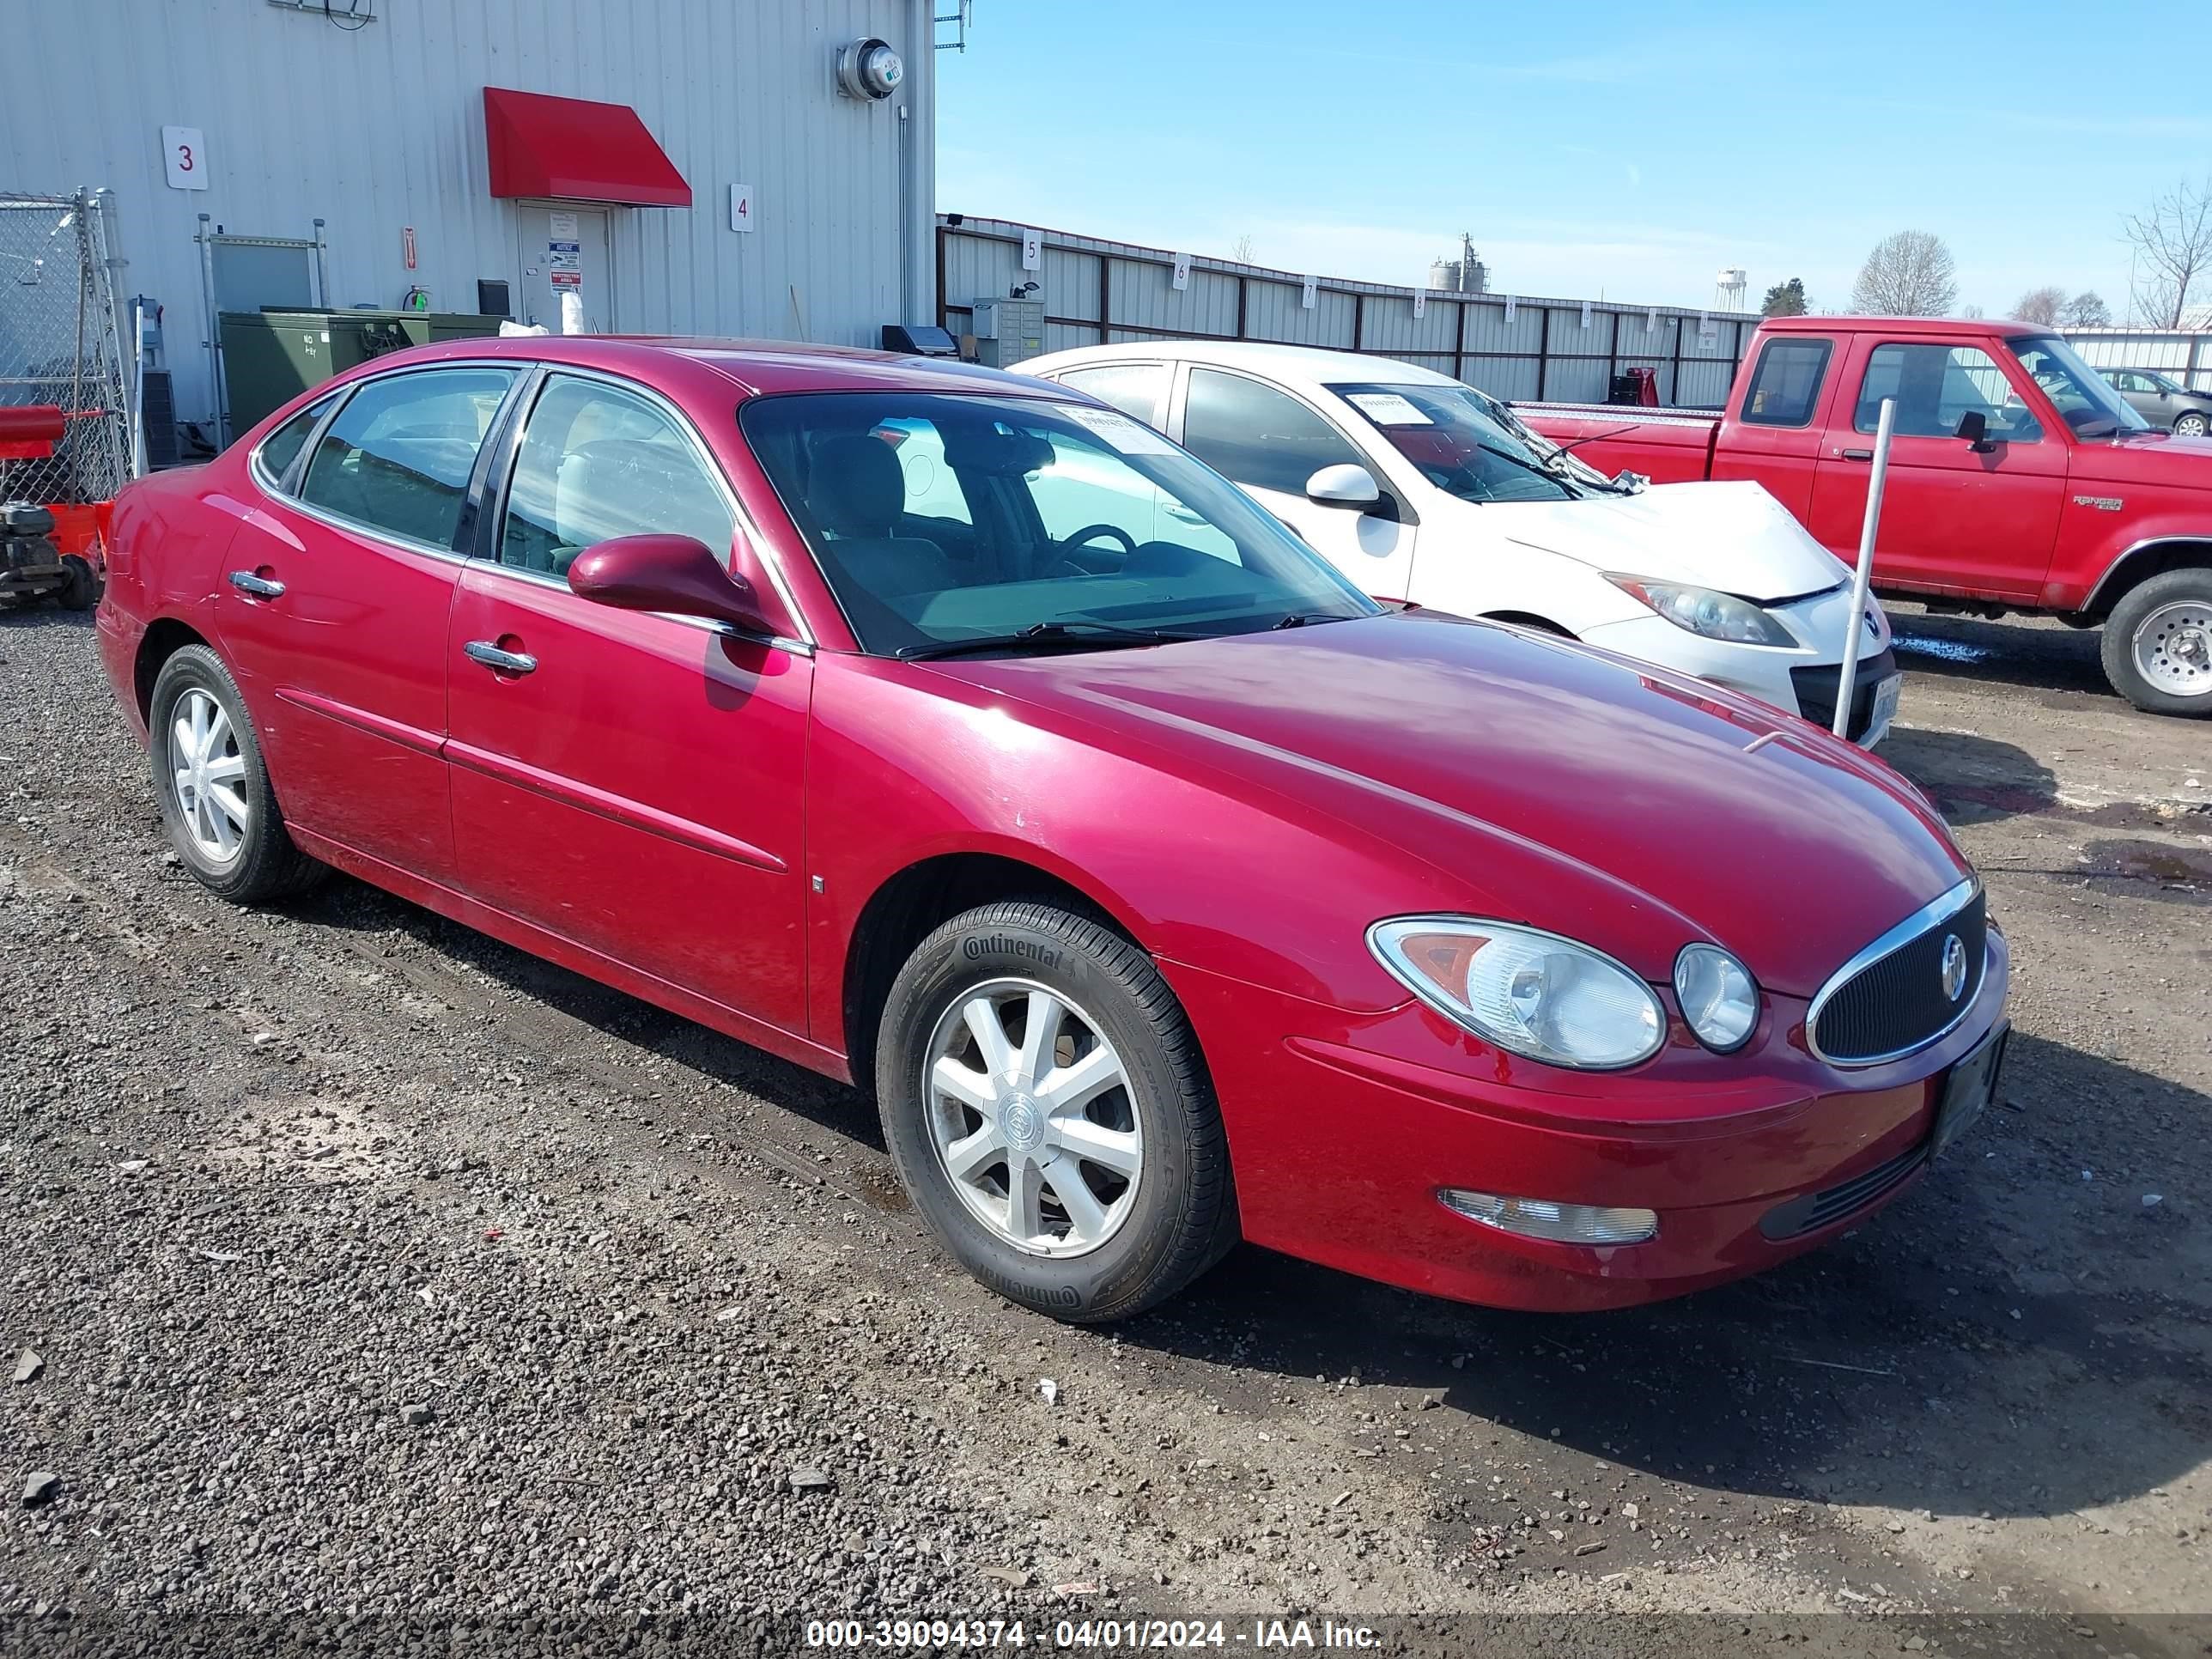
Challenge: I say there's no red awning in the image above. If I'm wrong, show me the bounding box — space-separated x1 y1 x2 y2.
483 87 690 208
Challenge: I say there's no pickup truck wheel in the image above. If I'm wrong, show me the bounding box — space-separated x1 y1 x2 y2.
2102 568 2212 715
875 900 1237 1323
2175 411 2209 439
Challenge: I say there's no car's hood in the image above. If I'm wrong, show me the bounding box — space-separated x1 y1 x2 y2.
2069 425 2212 482
1462 478 1850 602
925 611 1968 997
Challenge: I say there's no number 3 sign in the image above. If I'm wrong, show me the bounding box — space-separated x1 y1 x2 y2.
162 125 209 191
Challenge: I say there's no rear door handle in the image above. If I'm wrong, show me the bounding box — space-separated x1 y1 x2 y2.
463 640 538 676
228 570 286 598
1836 447 1875 461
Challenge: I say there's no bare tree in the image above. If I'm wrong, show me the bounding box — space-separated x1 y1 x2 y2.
1850 231 1959 315
2058 290 2111 327
2011 285 2066 325
1229 234 1256 265
2122 176 2212 327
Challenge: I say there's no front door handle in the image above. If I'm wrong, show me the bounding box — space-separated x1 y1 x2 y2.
464 640 538 676
228 570 286 599
1836 447 1875 462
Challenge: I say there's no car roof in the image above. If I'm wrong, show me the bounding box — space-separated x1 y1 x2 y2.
1022 338 1468 396
1760 315 2052 340
372 334 1051 400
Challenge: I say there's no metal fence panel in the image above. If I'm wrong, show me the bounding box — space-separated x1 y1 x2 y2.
2061 328 2212 391
0 191 131 507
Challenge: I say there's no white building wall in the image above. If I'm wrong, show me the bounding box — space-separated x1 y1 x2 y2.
2 0 934 425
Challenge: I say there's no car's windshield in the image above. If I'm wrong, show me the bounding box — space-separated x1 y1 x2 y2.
1328 381 1588 503
739 392 1379 655
2011 335 2148 438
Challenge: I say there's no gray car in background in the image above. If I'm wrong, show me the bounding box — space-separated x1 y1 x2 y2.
2100 368 2212 437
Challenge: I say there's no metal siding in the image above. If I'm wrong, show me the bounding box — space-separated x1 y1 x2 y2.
5 0 923 421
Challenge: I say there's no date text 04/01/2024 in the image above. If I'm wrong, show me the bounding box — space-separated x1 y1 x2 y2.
803 1617 1384 1649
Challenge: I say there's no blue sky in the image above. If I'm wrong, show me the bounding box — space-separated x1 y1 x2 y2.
938 1 2190 317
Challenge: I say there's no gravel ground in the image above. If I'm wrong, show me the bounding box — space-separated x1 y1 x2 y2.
3 602 2208 1657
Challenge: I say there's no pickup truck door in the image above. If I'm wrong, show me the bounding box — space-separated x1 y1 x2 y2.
1711 334 1839 522
1806 336 2065 602
1171 365 1419 601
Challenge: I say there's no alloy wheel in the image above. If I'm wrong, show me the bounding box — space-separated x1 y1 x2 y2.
922 977 1144 1257
168 687 251 861
2133 600 2212 698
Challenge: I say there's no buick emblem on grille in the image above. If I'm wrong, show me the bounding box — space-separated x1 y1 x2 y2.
1940 933 1968 1002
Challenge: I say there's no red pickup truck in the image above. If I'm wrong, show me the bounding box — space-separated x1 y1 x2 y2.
1519 317 2212 716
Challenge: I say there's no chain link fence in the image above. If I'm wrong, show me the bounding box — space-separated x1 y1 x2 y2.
1 191 132 507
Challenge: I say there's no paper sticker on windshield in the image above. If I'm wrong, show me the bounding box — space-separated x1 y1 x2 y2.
1346 392 1432 426
1056 404 1176 454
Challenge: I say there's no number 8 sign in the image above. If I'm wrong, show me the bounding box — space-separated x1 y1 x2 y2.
162 125 209 191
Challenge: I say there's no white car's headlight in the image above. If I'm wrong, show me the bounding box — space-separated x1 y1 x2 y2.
1607 574 1798 648
1673 943 1760 1053
1368 918 1665 1071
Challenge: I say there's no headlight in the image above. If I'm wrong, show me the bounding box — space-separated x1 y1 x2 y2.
1607 574 1798 647
1673 944 1759 1053
1368 917 1665 1071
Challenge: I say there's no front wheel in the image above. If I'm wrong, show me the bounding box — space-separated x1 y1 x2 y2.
2174 411 2208 439
2101 568 2212 716
875 901 1236 1323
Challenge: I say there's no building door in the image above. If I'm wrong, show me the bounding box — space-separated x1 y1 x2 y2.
515 205 611 332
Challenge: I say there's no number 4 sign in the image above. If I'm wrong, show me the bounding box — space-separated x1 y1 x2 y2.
728 183 755 233
162 125 208 191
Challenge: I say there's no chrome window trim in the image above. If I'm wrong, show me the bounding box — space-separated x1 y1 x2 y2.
1804 876 1984 1068
247 390 345 499
463 556 813 658
495 363 817 648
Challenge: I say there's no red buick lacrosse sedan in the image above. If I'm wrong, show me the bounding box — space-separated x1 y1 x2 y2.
95 337 2007 1322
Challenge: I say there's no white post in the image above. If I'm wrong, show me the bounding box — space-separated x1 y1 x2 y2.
1832 394 1895 739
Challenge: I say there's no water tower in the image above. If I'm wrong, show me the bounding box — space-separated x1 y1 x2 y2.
1714 266 1748 312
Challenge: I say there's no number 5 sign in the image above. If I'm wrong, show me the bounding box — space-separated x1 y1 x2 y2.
162 126 209 191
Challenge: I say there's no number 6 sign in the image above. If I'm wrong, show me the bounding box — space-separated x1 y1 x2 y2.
162 125 209 191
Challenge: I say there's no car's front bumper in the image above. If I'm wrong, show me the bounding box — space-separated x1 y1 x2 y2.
1160 928 2008 1313
1579 586 1898 744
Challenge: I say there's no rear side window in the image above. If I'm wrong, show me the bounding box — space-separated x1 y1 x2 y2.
1740 338 1832 428
255 395 336 488
1181 368 1364 496
1054 362 1170 428
298 367 519 548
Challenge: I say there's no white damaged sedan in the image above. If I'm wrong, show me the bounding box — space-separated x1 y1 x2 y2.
1020 342 1899 745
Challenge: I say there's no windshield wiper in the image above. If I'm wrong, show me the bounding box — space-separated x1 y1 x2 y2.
1270 610 1352 629
896 620 1194 661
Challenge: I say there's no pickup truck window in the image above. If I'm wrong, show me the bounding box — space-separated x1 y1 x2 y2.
1853 343 2044 443
2010 334 2148 437
1740 338 1832 428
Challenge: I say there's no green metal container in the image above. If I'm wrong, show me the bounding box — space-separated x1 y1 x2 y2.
219 308 505 434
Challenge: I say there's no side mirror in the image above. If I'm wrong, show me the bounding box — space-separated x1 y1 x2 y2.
1305 463 1382 509
567 534 774 634
1955 410 1997 453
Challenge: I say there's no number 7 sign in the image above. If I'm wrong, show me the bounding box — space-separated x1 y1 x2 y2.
162 125 209 191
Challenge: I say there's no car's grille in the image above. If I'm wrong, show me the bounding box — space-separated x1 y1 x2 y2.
1759 1141 1927 1241
1790 648 1897 740
1808 885 1985 1066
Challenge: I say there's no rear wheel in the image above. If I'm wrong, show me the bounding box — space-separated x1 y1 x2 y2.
2174 411 2209 439
56 554 97 611
875 900 1236 1323
2101 568 2212 716
149 644 327 901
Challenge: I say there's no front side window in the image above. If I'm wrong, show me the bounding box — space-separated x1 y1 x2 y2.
255 394 337 488
1053 362 1170 428
298 368 519 547
740 392 1376 656
1180 368 1364 496
1332 381 1583 503
2009 335 2148 438
1740 338 1832 428
499 375 734 575
1854 344 2043 441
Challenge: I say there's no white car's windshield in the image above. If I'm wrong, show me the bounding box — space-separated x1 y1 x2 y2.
1329 382 1589 504
740 392 1380 657
2012 335 2148 438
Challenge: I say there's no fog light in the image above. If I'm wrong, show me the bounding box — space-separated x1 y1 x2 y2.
1440 1188 1658 1245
